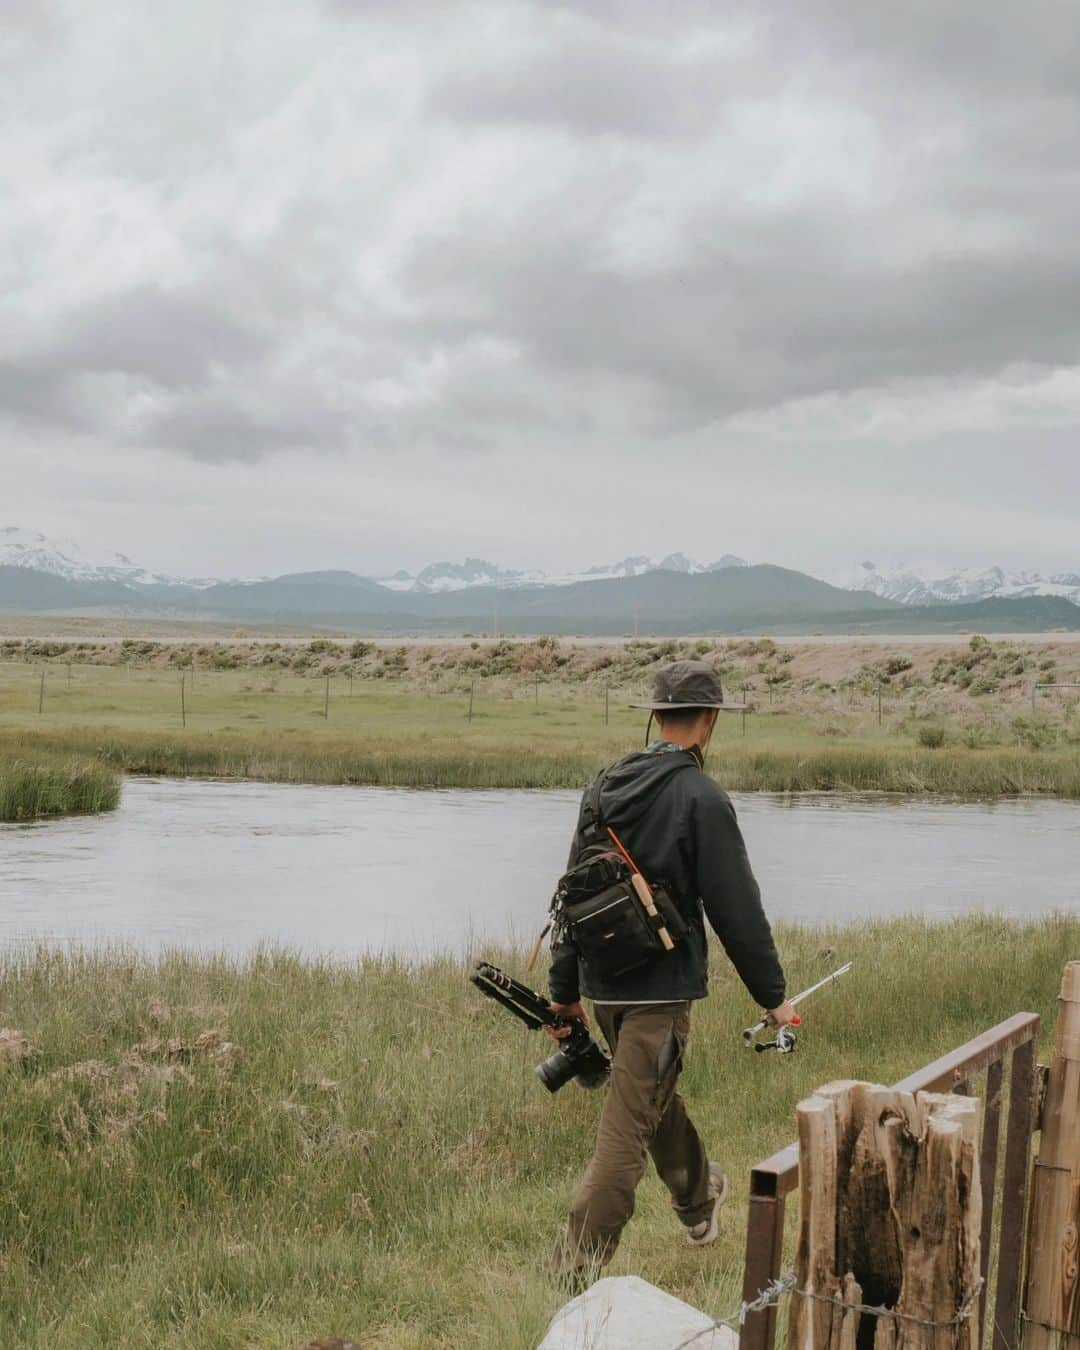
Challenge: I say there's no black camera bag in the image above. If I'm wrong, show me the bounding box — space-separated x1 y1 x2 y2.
557 851 687 979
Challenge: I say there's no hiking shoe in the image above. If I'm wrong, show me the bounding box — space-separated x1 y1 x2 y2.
685 1163 728 1247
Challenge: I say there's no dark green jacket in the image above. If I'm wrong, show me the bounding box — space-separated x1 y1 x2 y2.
548 742 786 1009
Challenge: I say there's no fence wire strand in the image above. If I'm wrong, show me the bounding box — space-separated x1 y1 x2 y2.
674 1273 985 1349
1020 1308 1080 1340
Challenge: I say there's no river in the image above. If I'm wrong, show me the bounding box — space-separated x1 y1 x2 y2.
1 779 1076 956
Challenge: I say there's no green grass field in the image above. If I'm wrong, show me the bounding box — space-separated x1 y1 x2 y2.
2 661 1079 806
0 916 1073 1348
0 747 120 822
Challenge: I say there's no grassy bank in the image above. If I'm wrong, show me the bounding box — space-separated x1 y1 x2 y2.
0 749 120 822
5 724 1080 798
2 658 1080 797
0 916 1074 1348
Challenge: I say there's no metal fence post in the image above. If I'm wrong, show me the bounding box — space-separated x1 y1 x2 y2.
739 1182 787 1350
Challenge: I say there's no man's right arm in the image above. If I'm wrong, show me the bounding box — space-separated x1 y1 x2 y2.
693 789 786 1010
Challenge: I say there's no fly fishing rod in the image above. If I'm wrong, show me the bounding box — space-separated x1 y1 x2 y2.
742 961 852 1054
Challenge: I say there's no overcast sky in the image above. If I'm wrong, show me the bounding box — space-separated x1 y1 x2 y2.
2 0 1079 582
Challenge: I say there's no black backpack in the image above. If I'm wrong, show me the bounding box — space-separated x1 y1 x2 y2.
549 770 688 980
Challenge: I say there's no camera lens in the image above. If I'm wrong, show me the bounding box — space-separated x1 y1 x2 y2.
534 1047 576 1093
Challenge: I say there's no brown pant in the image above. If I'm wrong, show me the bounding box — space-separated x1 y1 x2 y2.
564 1001 711 1269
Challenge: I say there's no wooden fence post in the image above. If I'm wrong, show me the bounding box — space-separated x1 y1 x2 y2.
467 681 475 722
324 672 330 719
38 668 45 714
180 672 186 728
789 1080 982 1350
1023 961 1080 1349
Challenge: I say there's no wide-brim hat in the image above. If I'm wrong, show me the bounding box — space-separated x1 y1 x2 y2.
630 659 727 711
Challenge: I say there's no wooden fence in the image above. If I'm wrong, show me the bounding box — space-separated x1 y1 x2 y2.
739 961 1080 1350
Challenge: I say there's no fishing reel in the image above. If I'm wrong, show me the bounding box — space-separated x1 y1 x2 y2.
740 962 852 1059
751 1025 798 1055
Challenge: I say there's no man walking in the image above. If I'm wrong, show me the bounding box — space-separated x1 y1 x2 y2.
547 659 794 1274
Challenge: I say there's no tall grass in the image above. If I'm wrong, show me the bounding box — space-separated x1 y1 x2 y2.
0 916 1074 1348
0 751 121 822
4 725 1080 797
714 745 1080 796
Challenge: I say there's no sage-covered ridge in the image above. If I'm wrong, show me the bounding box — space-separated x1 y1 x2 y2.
0 916 1072 1348
1 633 1079 801
0 750 120 823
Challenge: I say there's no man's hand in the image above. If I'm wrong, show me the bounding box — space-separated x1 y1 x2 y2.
767 999 798 1028
545 1001 589 1042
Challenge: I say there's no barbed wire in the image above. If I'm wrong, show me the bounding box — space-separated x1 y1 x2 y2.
1020 1308 1079 1339
673 1273 984 1349
673 1274 796 1348
794 1275 985 1330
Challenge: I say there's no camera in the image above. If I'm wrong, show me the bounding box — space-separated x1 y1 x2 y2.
470 962 611 1094
535 1019 612 1093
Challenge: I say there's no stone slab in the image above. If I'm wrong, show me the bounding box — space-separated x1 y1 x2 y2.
538 1275 738 1350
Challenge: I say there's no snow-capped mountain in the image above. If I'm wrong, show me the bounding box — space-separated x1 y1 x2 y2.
0 527 220 589
581 553 748 582
1 530 750 595
850 560 1080 607
8 527 1077 609
375 554 748 592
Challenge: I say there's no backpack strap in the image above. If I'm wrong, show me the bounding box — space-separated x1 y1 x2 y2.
577 767 610 850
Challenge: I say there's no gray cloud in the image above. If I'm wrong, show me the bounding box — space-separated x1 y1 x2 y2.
431 38 727 140
1 0 1079 573
53 286 267 390
0 363 91 431
141 396 349 463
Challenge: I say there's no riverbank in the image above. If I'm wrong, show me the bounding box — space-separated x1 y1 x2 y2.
4 721 1080 798
0 915 1073 1348
0 749 120 822
2 637 1078 799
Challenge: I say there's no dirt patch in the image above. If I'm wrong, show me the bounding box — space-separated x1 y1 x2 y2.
0 1027 34 1068
132 1027 243 1069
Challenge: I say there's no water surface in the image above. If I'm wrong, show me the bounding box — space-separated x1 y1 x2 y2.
2 779 1076 956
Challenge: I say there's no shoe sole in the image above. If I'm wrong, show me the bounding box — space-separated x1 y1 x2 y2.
686 1167 729 1247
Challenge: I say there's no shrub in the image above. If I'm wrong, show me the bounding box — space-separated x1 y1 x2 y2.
959 723 1002 750
1011 715 1059 751
916 724 946 748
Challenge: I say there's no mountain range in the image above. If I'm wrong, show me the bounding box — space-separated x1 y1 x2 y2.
2 528 1078 635
849 560 1080 607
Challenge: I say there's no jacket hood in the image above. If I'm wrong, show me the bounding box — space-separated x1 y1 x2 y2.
596 741 700 835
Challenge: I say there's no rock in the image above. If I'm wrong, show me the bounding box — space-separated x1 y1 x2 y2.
299 1341 364 1349
0 1028 33 1068
538 1276 736 1350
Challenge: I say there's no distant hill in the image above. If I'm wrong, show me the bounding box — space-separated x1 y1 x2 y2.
0 550 1074 634
7 560 1078 635
0 565 138 613
780 595 1080 636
